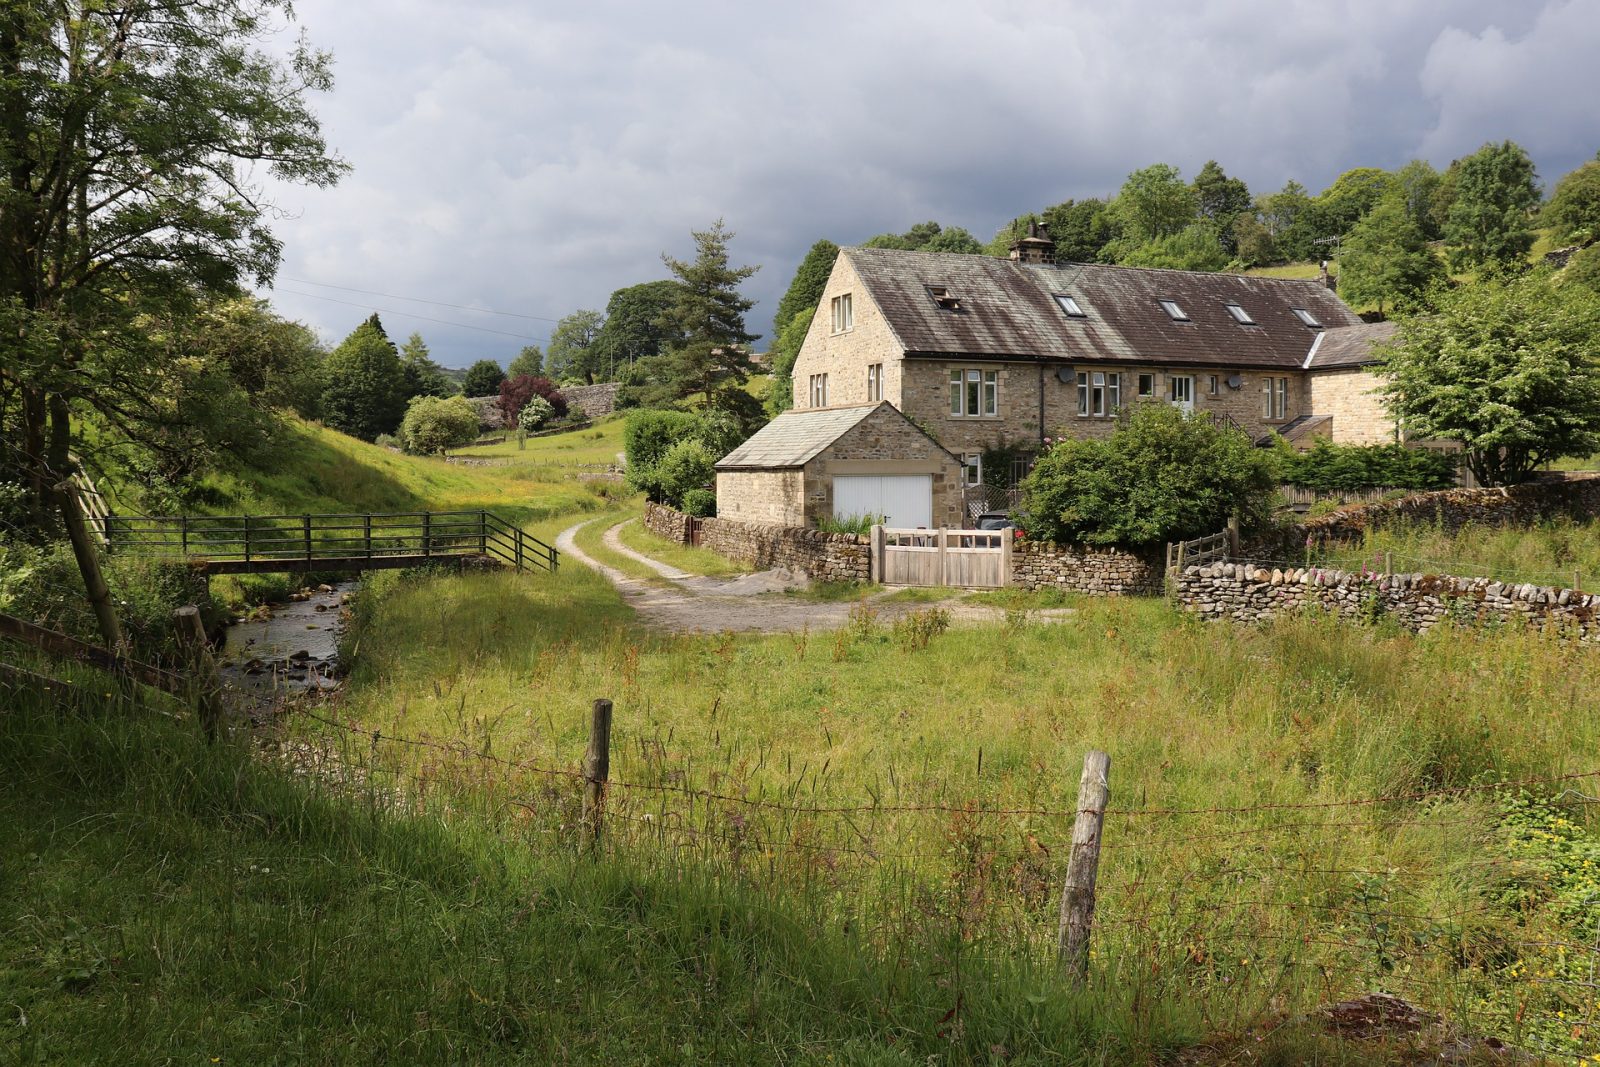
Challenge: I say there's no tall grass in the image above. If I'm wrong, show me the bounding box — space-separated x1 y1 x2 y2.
1305 516 1600 590
322 565 1600 1057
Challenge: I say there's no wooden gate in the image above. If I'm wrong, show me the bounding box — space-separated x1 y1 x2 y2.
871 527 1011 589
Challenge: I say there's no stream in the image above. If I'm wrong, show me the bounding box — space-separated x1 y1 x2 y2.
217 580 356 710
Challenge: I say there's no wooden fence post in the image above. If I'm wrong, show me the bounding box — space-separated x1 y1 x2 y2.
581 698 614 852
1226 514 1241 559
303 514 313 563
422 512 432 558
173 605 226 742
1058 749 1111 983
55 480 124 653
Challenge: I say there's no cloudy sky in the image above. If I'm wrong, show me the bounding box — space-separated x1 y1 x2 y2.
255 0 1600 369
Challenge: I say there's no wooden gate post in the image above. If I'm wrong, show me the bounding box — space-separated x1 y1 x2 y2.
937 527 949 588
581 698 614 852
1058 749 1111 983
870 524 886 583
173 605 226 743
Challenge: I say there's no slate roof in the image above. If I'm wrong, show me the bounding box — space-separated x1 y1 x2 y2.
843 247 1364 371
716 403 885 469
1303 321 1395 370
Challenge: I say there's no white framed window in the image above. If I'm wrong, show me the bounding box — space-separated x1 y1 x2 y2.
1053 293 1087 317
1290 307 1321 328
949 368 998 417
830 293 853 333
1169 375 1194 411
1264 376 1289 420
1159 299 1190 322
866 363 883 402
1224 302 1256 325
1137 372 1156 398
961 453 982 488
1076 370 1122 417
809 373 829 408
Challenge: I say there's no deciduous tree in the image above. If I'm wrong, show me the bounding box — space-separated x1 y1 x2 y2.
461 359 506 397
321 317 407 442
1444 141 1541 272
507 344 544 380
1336 195 1444 315
1544 160 1600 246
772 239 838 339
546 309 606 384
0 0 344 525
1378 269 1600 486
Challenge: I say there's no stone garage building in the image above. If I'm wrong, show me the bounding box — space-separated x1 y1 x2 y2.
715 402 963 529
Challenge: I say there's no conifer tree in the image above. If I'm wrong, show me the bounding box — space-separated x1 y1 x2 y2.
656 220 760 407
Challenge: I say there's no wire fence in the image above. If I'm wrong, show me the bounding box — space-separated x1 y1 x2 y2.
282 700 1600 1060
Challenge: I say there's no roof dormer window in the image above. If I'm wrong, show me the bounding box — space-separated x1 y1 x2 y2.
1158 299 1190 322
1224 302 1256 325
927 285 963 311
1291 307 1322 328
1053 293 1087 317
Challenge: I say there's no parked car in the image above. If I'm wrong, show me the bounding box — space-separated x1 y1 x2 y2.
974 512 1014 531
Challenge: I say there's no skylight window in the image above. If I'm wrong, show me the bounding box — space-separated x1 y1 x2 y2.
1053 293 1086 317
1225 302 1256 325
1291 307 1322 328
1159 299 1190 322
927 285 962 310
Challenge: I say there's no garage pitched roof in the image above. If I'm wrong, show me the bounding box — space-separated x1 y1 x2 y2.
716 403 897 470
843 247 1362 370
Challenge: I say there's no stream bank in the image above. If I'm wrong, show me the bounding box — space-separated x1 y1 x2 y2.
217 580 356 713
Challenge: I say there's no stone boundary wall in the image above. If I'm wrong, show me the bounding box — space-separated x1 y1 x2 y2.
643 503 869 583
1251 476 1600 556
1177 561 1600 642
1012 541 1163 596
560 382 621 419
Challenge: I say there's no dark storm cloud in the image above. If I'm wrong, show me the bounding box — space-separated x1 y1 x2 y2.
257 0 1600 366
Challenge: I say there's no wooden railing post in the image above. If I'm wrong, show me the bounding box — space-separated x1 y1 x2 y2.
364 514 372 560
479 509 488 555
423 512 432 558
303 513 312 563
514 528 524 571
243 515 252 564
180 514 189 555
1058 749 1110 983
581 698 614 852
173 605 226 743
55 480 124 653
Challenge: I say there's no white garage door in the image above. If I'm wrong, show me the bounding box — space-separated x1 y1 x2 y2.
833 475 932 529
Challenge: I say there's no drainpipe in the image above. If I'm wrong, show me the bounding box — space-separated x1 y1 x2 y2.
1038 363 1046 448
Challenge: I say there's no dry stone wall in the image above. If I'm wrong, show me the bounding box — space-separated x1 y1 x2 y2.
1177 561 1600 642
1012 541 1162 596
561 382 621 419
644 503 869 582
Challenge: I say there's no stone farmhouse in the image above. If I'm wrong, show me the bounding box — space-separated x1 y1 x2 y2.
716 229 1408 530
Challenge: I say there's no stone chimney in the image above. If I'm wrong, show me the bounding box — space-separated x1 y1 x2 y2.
1008 220 1055 265
1318 259 1336 291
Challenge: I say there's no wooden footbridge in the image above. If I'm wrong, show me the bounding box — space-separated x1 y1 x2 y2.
103 510 558 575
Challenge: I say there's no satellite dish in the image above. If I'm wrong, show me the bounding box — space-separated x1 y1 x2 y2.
1056 366 1074 383
1226 374 1243 390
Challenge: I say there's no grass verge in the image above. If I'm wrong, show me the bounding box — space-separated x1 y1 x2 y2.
615 518 749 577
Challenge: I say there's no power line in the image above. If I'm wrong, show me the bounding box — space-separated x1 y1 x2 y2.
280 277 566 324
272 288 550 343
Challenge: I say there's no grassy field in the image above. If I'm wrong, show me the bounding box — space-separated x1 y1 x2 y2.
447 417 627 465
14 415 1600 1061
615 517 749 576
1305 515 1600 590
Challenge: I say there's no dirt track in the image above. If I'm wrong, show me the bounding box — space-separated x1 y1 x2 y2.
554 519 1072 634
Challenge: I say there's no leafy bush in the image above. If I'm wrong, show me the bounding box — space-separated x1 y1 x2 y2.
680 488 716 517
623 410 706 501
399 395 480 455
499 375 567 424
374 433 400 450
655 439 715 509
1278 440 1458 493
1020 402 1277 546
516 395 556 433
